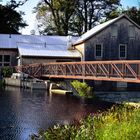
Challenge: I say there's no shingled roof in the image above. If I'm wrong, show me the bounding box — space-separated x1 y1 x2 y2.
74 14 140 45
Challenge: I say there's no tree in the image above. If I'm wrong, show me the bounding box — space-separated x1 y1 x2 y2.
124 7 140 26
106 6 140 26
35 0 121 35
35 0 77 35
0 0 27 34
76 0 121 33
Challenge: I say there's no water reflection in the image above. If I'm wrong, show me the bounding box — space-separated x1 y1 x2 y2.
0 87 112 140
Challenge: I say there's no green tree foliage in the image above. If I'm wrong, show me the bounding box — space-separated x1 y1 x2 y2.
0 0 27 34
1 67 14 77
76 0 121 33
106 6 140 26
35 0 121 35
35 0 77 35
124 7 140 26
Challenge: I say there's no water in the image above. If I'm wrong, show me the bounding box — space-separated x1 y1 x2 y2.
95 91 140 103
0 87 113 140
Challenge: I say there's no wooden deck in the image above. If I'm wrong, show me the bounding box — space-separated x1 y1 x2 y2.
15 60 140 83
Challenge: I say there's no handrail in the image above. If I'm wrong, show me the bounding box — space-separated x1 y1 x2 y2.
15 60 140 83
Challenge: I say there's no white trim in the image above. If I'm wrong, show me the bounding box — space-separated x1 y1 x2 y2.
94 44 103 59
83 43 85 61
119 44 127 59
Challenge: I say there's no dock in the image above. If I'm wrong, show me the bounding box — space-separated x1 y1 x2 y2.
49 83 73 95
4 77 49 90
51 89 72 95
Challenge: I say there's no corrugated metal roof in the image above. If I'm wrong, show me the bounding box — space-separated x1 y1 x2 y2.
74 15 126 45
18 44 80 58
0 34 79 49
0 34 81 58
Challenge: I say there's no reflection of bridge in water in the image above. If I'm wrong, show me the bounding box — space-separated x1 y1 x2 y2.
16 60 140 83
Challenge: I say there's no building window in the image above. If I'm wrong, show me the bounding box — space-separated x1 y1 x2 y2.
0 55 11 66
0 55 2 62
95 44 103 58
129 25 135 38
119 44 127 59
4 55 10 62
111 25 118 37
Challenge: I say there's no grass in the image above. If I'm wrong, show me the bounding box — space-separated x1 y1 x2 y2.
94 105 140 140
40 105 140 140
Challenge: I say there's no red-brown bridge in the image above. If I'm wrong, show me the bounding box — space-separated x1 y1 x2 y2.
15 60 140 83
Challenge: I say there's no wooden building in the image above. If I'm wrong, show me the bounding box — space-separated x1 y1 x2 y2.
1 15 140 90
0 35 81 67
73 14 140 90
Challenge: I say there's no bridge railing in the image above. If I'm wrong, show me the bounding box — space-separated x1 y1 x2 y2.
15 60 140 83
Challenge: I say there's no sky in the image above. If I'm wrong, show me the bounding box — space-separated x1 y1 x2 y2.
1 0 140 35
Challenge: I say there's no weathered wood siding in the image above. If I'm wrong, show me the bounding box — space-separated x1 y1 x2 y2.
0 49 18 66
83 18 140 61
21 57 80 65
74 17 140 91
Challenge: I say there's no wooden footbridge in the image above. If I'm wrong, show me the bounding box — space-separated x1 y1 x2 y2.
15 60 140 83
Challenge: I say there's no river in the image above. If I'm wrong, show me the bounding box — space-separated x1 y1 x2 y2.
95 91 140 103
0 86 113 140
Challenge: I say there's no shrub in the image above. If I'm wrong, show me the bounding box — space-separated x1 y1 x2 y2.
94 105 140 140
1 67 14 77
44 125 77 140
0 79 5 89
71 80 93 98
42 105 140 140
44 117 94 140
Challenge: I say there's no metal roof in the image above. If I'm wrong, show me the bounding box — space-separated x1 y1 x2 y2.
18 44 80 58
0 34 81 58
0 34 78 48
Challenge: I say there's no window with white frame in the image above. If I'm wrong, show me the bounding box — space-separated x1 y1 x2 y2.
111 25 118 37
119 44 127 59
95 44 103 58
0 55 11 66
129 25 135 38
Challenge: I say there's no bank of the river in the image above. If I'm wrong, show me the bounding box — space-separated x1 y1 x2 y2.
39 104 140 140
